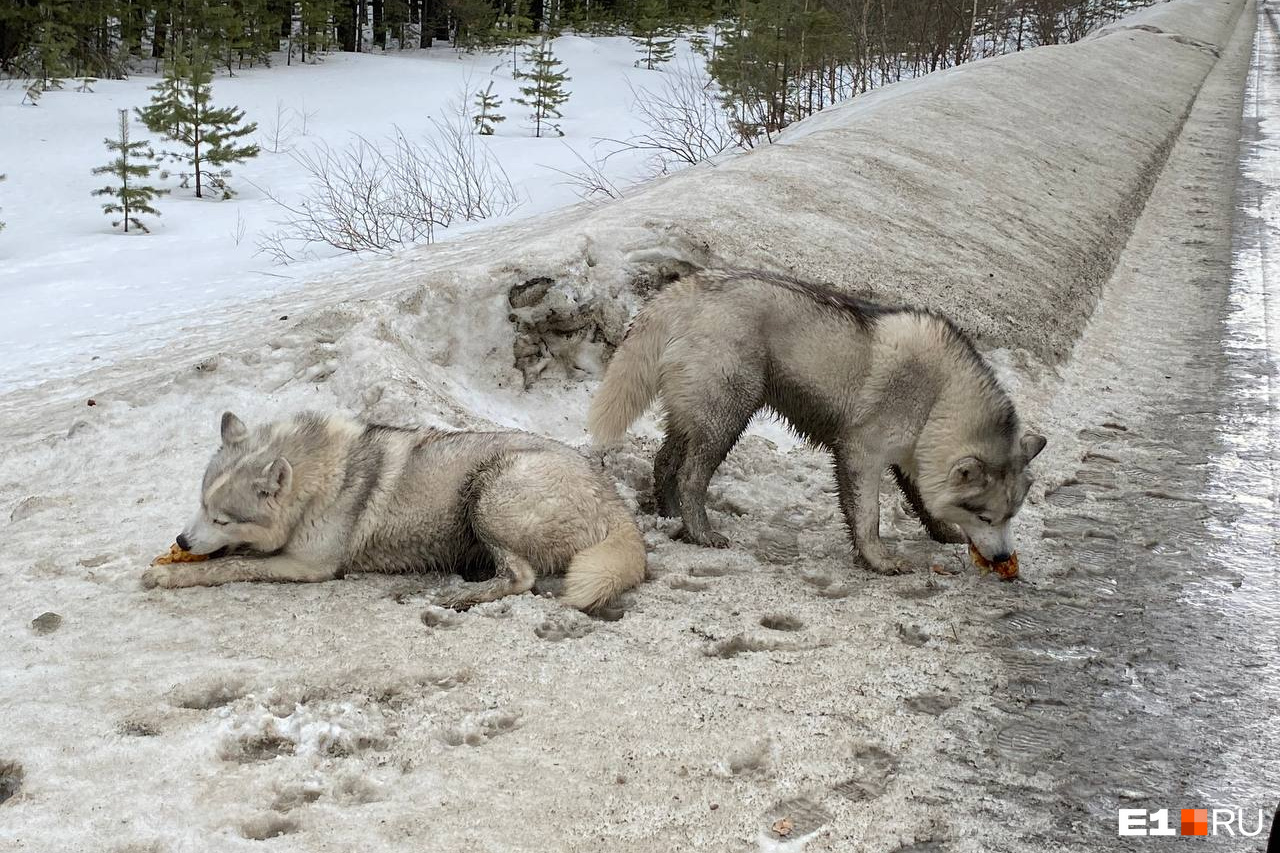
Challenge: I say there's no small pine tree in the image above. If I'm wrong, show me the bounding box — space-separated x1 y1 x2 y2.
136 50 261 199
630 0 676 70
512 39 570 138
136 57 185 138
473 82 506 135
451 0 501 52
493 0 535 70
91 110 167 233
688 28 709 57
31 2 74 91
21 83 42 106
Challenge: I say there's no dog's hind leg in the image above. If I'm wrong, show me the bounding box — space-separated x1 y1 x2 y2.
437 453 555 610
675 412 753 548
664 349 764 548
891 465 965 544
436 548 536 611
653 427 687 517
676 436 735 548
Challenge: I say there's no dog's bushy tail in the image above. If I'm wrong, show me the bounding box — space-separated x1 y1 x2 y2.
560 520 646 612
587 310 668 445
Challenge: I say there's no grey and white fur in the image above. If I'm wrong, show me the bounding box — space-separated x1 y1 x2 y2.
143 412 647 611
587 267 1046 574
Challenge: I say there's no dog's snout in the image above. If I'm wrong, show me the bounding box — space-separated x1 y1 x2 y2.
176 533 191 551
990 551 1012 564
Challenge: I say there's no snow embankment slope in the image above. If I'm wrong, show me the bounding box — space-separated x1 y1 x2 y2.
0 1 1250 851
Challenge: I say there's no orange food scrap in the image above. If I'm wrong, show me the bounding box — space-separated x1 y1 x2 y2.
968 545 1019 581
151 544 210 566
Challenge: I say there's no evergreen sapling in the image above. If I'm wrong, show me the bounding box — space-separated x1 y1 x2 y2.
31 4 73 92
92 109 167 233
136 50 260 199
473 82 506 135
630 0 676 70
493 0 535 71
512 39 570 138
136 56 184 138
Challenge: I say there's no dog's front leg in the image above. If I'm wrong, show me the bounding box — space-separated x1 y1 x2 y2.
834 451 907 575
891 465 966 544
142 555 341 589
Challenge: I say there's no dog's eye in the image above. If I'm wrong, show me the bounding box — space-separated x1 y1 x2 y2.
212 518 230 526
978 515 994 525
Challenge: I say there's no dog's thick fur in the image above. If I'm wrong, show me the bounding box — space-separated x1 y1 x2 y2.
142 412 647 611
588 268 1046 573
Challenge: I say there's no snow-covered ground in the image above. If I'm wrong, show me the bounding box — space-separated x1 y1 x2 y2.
2 0 1277 850
0 36 694 391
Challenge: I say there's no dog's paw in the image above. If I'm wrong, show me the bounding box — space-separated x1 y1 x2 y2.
433 585 480 612
142 564 204 589
675 526 731 549
861 552 911 576
140 566 172 589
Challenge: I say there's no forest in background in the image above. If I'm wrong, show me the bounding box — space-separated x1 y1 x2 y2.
1 0 1150 139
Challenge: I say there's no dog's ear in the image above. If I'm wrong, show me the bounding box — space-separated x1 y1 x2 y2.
1021 433 1047 462
948 456 988 488
221 412 248 446
257 458 293 498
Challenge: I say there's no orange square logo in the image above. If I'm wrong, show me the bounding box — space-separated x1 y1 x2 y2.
1180 809 1208 836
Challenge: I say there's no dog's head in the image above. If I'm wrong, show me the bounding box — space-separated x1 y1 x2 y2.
926 432 1047 563
177 412 295 556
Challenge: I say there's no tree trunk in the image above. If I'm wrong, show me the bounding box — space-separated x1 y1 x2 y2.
432 0 449 42
153 16 167 59
337 0 357 50
372 0 384 48
419 0 432 46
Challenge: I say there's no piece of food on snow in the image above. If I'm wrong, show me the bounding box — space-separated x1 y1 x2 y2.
151 543 210 566
968 544 1019 580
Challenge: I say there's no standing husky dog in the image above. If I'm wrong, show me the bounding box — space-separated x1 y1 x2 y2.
142 412 646 611
588 268 1046 574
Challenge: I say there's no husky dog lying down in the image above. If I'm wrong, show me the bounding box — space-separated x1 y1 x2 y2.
143 412 647 612
588 267 1046 574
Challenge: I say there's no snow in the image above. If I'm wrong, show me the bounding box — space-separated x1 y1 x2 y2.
0 36 698 392
0 0 1264 850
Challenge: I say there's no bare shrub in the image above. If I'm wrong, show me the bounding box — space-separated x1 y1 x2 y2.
259 118 517 263
603 58 749 175
260 100 300 154
545 145 623 202
415 116 517 221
